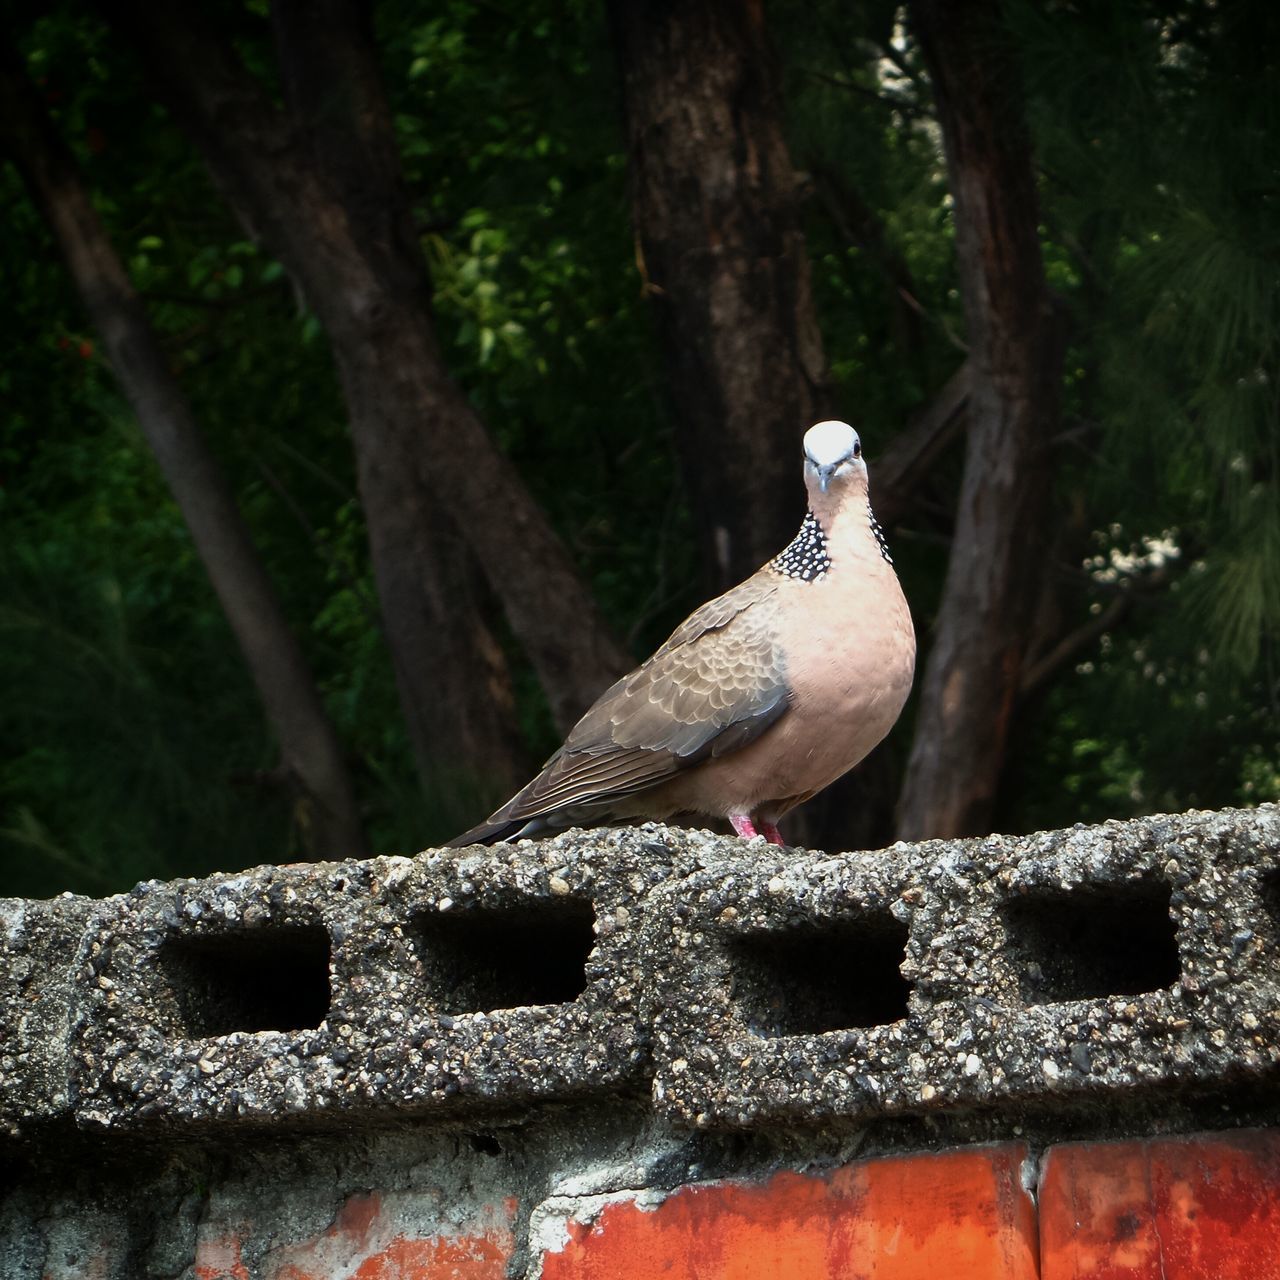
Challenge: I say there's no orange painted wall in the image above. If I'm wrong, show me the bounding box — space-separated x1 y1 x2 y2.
182 1128 1280 1280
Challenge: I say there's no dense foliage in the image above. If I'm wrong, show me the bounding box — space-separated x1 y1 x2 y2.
3 0 1276 897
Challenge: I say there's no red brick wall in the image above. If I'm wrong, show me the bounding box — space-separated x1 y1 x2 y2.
188 1128 1280 1279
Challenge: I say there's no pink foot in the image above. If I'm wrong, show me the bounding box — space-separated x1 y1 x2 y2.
729 814 759 839
759 820 786 847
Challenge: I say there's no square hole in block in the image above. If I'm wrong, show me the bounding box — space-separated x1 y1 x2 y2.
727 912 911 1038
156 924 332 1038
1002 879 1179 1005
413 896 595 1014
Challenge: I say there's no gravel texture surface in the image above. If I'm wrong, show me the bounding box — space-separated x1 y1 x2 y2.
2 805 1276 1138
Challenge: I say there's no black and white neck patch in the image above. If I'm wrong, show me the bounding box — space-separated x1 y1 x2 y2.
771 511 832 582
868 503 893 564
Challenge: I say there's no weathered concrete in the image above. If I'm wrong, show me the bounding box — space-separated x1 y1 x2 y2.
68 828 685 1129
3 805 1280 1277
650 805 1280 1126
0 892 94 1134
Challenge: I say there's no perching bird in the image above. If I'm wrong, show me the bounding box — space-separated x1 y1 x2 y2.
449 420 915 848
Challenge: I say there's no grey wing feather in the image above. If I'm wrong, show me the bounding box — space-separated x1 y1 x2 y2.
452 574 788 841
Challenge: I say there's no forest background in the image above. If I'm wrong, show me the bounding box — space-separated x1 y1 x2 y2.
2 0 1276 899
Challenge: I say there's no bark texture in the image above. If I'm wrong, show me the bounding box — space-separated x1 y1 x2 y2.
896 0 1066 839
0 60 366 858
608 0 830 590
267 0 526 791
97 0 631 768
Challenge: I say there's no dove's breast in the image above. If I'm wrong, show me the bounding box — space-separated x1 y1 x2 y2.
650 545 915 823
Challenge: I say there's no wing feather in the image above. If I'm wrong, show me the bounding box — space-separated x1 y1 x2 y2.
457 572 790 838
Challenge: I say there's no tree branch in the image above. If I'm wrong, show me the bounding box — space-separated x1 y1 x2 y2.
799 67 929 122
1019 565 1175 700
97 0 632 752
0 45 367 858
813 164 968 358
250 453 383 629
1019 590 1131 699
872 359 971 527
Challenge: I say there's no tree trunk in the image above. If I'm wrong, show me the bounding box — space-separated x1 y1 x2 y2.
97 0 631 757
896 0 1066 840
607 0 830 590
266 0 526 795
0 59 367 859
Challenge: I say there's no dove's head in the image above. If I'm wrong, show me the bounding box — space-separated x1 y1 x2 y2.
803 420 865 499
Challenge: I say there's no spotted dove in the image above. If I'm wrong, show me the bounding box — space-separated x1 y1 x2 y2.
449 421 915 848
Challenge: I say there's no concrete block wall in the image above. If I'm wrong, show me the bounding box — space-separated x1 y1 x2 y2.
3 805 1280 1277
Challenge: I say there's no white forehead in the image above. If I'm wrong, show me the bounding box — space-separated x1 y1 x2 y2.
803 420 859 466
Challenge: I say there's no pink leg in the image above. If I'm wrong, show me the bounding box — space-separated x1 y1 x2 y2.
729 814 759 839
758 819 786 847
